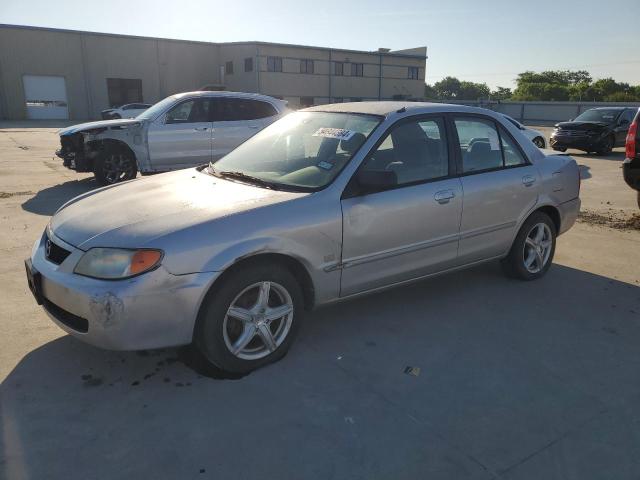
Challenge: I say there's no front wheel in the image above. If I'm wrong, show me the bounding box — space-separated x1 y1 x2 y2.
532 137 546 149
502 212 556 281
194 263 304 374
94 149 137 185
553 147 567 152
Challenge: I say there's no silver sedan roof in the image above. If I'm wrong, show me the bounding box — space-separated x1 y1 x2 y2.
303 101 493 117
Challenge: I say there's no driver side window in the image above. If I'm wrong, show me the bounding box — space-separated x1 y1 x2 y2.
361 117 449 186
165 99 209 124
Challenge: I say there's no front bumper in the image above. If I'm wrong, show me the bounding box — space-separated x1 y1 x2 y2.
558 197 581 235
550 133 604 151
27 230 219 350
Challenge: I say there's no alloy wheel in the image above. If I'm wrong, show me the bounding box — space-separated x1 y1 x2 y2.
522 223 553 274
222 281 294 360
103 153 135 184
533 137 545 148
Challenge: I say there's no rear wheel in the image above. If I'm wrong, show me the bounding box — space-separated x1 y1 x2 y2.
596 135 614 155
553 146 567 152
502 212 556 281
194 263 304 374
532 137 545 149
94 149 137 185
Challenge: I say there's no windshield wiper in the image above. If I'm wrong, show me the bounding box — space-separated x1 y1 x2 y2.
216 170 281 190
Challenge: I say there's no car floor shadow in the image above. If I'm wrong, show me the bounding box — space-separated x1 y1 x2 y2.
569 150 626 162
21 177 98 216
578 164 592 180
2 262 640 479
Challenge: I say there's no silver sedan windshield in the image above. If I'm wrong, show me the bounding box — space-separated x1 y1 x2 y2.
211 112 381 190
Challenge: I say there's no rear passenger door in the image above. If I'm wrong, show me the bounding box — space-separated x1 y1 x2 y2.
211 98 278 159
453 116 539 264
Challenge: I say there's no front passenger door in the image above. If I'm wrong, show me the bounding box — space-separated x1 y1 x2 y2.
340 117 462 296
147 98 213 170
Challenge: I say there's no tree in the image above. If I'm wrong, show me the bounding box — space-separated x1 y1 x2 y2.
433 76 461 99
424 83 439 101
458 81 491 100
491 87 512 101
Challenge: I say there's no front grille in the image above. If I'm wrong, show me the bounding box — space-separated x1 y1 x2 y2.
43 297 89 333
45 234 71 265
556 130 588 137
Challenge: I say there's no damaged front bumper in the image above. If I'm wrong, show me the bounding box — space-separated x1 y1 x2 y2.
28 229 219 351
56 133 94 172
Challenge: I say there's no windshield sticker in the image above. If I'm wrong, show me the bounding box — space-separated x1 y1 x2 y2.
313 128 356 141
487 130 500 150
317 160 334 170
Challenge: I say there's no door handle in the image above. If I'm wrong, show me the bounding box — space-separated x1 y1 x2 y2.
434 190 455 204
194 126 209 131
522 175 536 186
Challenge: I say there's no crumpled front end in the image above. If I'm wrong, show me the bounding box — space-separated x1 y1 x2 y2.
29 228 219 351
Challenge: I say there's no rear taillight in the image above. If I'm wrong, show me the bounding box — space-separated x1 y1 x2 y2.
626 119 638 159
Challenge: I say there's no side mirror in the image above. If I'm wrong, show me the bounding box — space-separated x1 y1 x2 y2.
356 170 397 193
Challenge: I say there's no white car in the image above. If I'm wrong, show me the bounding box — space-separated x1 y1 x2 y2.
101 103 152 119
502 114 546 149
58 92 288 185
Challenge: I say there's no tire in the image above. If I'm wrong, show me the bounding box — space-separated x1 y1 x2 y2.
194 262 304 374
112 113 121 119
637 191 640 209
93 148 137 185
502 212 557 281
596 135 614 155
553 147 567 152
532 137 545 149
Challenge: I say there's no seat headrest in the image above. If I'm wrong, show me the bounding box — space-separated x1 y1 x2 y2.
340 132 366 154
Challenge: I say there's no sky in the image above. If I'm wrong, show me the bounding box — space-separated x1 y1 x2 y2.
1 0 639 90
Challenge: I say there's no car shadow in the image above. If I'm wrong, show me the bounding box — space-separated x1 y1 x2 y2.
21 178 98 216
578 164 592 180
2 263 640 478
569 150 626 162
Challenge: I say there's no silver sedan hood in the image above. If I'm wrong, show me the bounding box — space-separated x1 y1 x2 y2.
50 169 306 250
58 118 142 136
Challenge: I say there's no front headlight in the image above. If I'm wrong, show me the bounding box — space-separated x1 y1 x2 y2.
74 248 163 280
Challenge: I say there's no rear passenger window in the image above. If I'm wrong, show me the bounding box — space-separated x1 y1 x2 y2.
212 98 277 121
455 118 527 172
362 118 448 185
499 126 526 166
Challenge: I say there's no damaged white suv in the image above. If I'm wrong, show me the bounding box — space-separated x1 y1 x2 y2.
56 91 288 185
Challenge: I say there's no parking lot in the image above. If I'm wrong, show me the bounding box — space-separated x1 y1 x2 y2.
1 123 639 479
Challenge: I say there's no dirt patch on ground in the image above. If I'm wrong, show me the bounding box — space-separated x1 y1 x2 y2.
0 191 34 199
578 209 640 231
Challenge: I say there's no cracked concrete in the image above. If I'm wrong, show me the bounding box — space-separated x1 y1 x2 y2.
1 124 639 479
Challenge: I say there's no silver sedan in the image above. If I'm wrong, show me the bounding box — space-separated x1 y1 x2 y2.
26 102 581 374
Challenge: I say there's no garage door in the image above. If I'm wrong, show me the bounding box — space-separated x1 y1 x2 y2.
23 75 69 119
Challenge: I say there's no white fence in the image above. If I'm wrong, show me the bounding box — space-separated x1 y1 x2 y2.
440 100 640 125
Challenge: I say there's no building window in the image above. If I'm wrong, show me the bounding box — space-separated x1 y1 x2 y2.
106 78 143 107
351 63 363 77
300 59 314 74
334 62 344 76
244 58 253 72
225 61 234 75
408 66 419 80
300 97 314 107
267 56 283 72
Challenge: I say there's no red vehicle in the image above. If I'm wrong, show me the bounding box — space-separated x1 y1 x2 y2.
622 109 640 208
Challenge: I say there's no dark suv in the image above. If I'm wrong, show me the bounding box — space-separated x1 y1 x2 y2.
551 107 637 155
623 109 640 208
